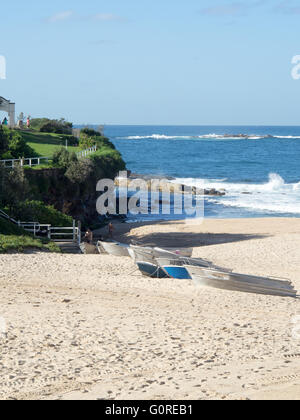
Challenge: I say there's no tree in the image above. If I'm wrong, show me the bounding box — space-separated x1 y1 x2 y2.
0 165 29 211
40 119 73 135
0 126 9 157
52 148 78 169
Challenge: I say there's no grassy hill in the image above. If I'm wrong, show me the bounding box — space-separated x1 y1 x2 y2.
0 217 60 253
20 131 79 158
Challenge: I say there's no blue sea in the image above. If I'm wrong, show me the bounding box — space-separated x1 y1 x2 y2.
99 125 300 220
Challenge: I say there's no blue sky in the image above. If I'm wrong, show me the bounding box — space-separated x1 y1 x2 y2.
1 0 300 125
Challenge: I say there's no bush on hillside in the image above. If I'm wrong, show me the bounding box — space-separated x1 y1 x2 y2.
5 200 73 227
59 134 79 147
0 126 9 156
0 217 27 235
90 149 126 179
52 148 78 169
0 126 35 159
0 165 30 210
80 128 101 137
29 118 51 131
40 118 73 135
79 128 116 151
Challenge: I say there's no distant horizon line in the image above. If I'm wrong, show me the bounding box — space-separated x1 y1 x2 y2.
74 123 300 127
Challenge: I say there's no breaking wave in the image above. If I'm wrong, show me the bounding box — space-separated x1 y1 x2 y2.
116 133 300 141
173 173 300 215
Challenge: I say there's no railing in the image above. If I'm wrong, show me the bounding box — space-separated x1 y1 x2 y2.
48 221 81 243
0 157 49 168
0 146 97 169
18 220 81 243
0 208 19 224
0 209 81 245
18 222 51 237
77 145 97 159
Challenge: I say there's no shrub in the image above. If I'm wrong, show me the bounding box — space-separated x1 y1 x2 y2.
0 217 26 235
65 158 95 185
5 200 73 227
91 148 126 179
80 128 101 137
0 125 9 156
40 118 73 135
29 118 51 131
59 134 78 147
79 129 116 151
79 136 95 150
0 126 35 159
52 148 78 169
0 166 30 210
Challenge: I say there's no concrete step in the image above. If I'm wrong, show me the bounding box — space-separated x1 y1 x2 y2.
57 242 81 254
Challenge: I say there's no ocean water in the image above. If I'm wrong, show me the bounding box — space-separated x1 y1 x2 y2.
101 125 300 220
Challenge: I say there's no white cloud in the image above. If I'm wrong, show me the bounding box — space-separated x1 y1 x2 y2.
201 2 245 16
275 0 300 14
200 0 268 17
47 11 125 24
47 11 74 23
93 13 123 22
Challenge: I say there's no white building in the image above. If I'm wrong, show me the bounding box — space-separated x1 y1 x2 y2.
0 96 15 127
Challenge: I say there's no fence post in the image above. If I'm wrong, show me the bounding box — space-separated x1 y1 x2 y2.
78 221 82 245
73 219 76 242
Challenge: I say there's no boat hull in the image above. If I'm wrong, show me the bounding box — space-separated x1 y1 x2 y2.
163 247 193 257
156 257 210 268
100 241 130 257
162 266 192 280
129 246 156 264
80 243 98 254
137 262 169 279
185 266 297 298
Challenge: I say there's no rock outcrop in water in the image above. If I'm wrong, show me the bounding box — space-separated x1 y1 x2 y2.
116 174 226 197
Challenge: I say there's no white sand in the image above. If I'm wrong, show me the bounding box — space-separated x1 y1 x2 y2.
0 218 300 400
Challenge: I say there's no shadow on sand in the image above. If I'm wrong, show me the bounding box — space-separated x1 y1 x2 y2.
125 231 268 248
98 222 269 248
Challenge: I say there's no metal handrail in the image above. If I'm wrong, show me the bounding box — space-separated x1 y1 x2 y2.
1 208 81 244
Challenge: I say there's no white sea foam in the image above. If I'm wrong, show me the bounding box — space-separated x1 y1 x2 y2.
173 173 300 215
274 136 300 139
116 133 300 141
117 134 191 140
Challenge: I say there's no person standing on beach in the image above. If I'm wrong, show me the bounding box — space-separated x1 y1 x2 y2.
84 228 93 244
108 222 115 239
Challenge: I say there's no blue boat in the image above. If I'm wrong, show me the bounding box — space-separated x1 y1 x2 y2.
162 265 192 280
137 262 169 279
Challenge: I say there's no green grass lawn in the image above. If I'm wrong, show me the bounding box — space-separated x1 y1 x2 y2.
20 131 79 158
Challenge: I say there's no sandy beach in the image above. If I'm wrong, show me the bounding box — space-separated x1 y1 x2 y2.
0 218 300 400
